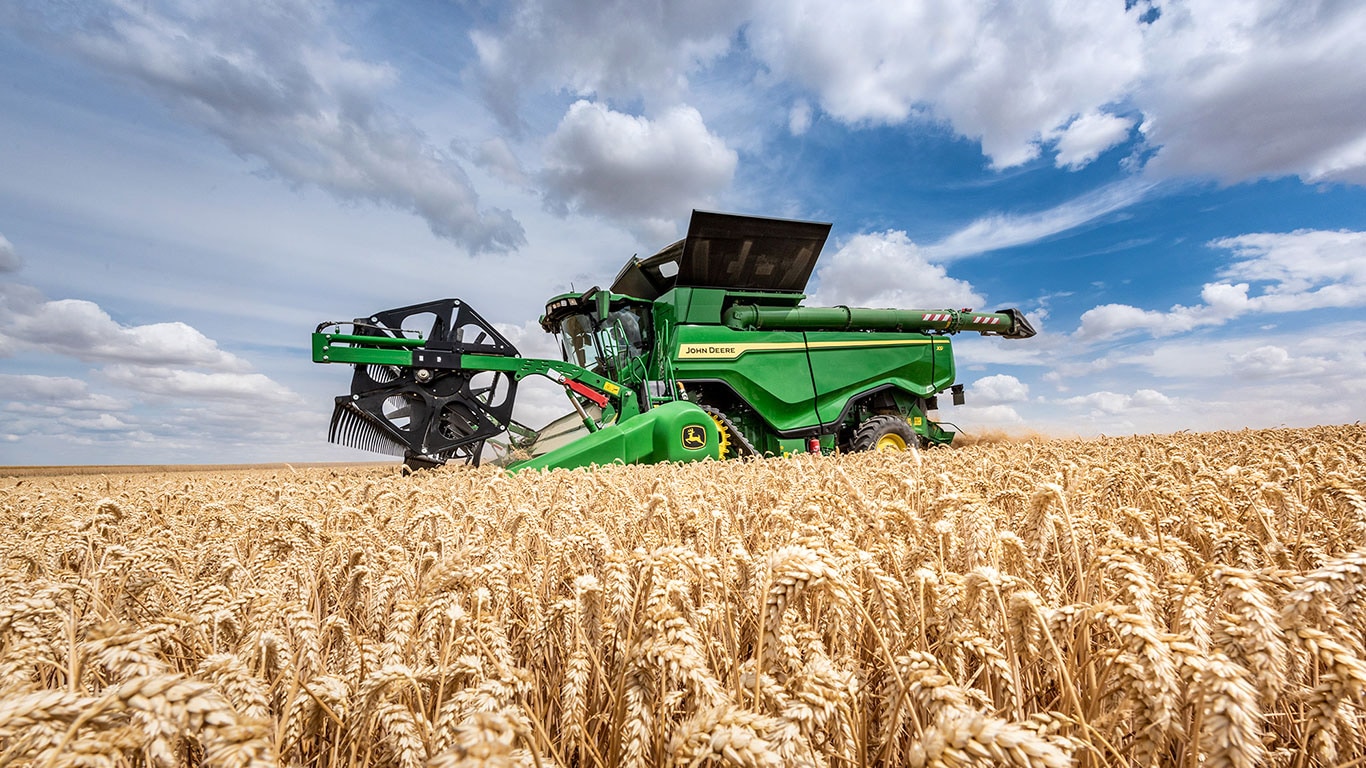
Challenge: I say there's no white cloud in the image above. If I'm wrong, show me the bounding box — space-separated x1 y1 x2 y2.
748 0 1147 169
1215 229 1366 309
494 320 592 430
0 284 250 370
924 178 1158 261
971 374 1029 405
1227 345 1306 379
959 404 1025 427
30 0 524 253
953 336 1050 369
1026 326 1366 436
810 231 984 309
1050 111 1135 170
470 137 531 189
744 0 1366 181
1110 332 1357 382
1060 388 1173 416
1075 284 1248 340
495 320 561 362
102 365 301 405
788 100 813 135
1138 0 1366 184
541 101 737 239
63 412 135 432
0 281 308 458
471 0 749 126
0 374 129 412
0 233 19 273
1077 229 1366 340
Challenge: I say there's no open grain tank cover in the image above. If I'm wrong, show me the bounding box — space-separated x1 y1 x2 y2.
610 211 833 300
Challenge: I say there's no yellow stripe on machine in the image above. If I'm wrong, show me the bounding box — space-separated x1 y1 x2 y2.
676 338 937 360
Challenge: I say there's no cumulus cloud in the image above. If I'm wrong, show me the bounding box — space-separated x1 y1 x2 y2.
1077 228 1366 340
1105 331 1356 381
747 0 1147 169
1076 283 1250 339
809 231 984 309
63 412 136 432
471 0 749 127
746 0 1366 181
0 233 20 273
1216 229 1366 309
494 320 561 362
1138 0 1366 184
0 282 305 460
476 0 1366 185
494 320 589 429
971 374 1029 405
960 404 1025 426
0 365 306 460
24 0 523 253
1060 388 1173 416
0 374 129 413
1050 111 1135 169
0 284 249 370
542 101 737 238
470 138 532 189
102 365 301 405
1227 345 1310 379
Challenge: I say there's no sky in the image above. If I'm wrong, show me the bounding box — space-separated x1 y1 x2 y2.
2 0 1365 465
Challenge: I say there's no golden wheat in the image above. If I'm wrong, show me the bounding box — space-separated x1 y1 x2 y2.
2 424 1366 766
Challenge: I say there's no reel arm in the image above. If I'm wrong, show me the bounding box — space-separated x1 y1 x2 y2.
312 323 640 466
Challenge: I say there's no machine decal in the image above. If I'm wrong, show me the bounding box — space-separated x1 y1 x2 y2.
677 338 934 360
682 425 708 450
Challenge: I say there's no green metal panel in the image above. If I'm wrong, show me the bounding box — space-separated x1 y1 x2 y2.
671 325 819 432
311 332 418 366
679 288 727 325
670 324 954 434
805 331 954 425
508 400 719 472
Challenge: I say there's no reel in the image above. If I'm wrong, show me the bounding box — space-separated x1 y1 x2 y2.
324 299 519 467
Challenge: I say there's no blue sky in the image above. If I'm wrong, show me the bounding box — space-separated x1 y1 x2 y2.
2 0 1365 464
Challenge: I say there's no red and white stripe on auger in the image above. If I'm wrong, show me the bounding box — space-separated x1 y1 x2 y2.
972 316 1001 324
920 313 952 322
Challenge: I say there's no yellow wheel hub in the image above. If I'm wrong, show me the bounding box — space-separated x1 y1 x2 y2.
875 433 908 451
709 413 733 459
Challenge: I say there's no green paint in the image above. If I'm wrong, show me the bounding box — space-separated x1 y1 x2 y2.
312 212 1036 470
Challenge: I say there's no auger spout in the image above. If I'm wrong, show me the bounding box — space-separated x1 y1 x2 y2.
722 305 1037 339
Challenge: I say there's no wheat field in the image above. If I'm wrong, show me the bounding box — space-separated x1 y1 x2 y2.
2 425 1365 767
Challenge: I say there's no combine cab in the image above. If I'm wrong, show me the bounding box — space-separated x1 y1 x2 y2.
312 211 1036 471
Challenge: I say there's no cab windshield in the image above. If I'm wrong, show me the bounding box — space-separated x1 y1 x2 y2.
559 313 600 370
557 306 651 378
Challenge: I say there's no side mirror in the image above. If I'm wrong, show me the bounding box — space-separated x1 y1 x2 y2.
596 289 611 321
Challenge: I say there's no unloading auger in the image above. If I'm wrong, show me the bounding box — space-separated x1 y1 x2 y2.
311 211 1036 471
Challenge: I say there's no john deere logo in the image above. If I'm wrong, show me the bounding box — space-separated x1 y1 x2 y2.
681 425 707 450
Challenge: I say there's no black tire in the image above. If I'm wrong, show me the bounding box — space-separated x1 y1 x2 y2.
851 415 921 453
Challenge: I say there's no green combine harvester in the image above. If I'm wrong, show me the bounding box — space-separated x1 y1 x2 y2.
312 211 1036 471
